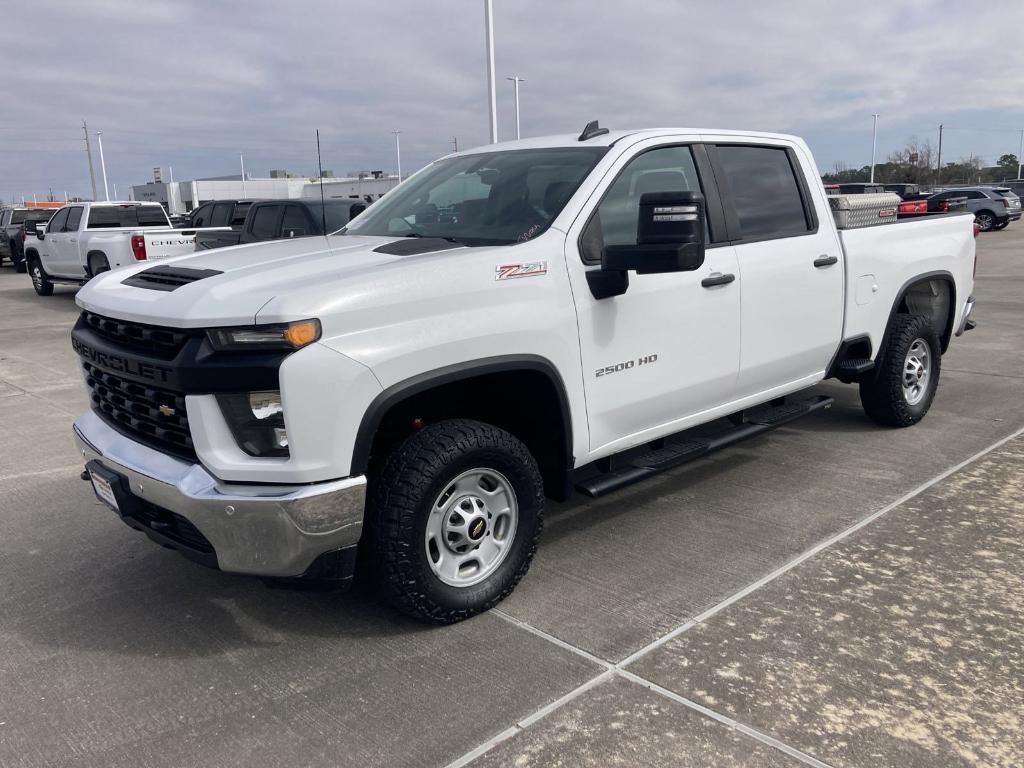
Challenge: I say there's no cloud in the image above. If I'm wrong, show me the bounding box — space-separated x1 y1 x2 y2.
2 0 1022 199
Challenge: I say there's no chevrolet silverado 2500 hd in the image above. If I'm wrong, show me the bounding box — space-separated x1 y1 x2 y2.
70 124 976 624
25 201 227 294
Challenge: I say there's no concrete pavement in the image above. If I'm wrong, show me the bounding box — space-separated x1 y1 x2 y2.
0 227 1021 767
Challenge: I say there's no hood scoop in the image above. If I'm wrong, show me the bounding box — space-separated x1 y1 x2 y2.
121 266 224 292
373 237 463 256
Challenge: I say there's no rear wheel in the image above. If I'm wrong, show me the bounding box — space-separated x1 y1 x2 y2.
87 253 110 277
28 256 53 296
975 210 996 231
368 418 544 624
860 314 940 427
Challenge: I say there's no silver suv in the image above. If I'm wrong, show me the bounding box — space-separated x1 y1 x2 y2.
929 186 1021 231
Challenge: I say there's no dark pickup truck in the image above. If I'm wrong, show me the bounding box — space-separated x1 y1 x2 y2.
194 199 366 251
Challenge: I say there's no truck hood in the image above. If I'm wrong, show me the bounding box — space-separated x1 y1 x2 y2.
74 234 467 327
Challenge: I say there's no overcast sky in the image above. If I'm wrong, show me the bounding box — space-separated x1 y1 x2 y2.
3 0 1023 201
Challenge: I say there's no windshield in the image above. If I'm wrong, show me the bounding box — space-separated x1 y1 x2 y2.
342 147 606 245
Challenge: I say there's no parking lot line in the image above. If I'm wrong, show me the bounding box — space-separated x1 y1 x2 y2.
447 423 1024 768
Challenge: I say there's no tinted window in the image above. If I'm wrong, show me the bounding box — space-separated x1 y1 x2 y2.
65 207 84 231
210 202 232 227
281 206 310 237
306 201 361 233
249 205 282 240
231 202 251 225
717 145 809 239
10 210 28 224
88 205 170 228
963 191 986 200
191 204 212 227
581 145 705 263
47 208 69 233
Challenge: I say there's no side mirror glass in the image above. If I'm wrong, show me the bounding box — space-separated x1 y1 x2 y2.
601 191 706 275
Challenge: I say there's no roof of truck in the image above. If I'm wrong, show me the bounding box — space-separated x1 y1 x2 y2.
455 127 803 156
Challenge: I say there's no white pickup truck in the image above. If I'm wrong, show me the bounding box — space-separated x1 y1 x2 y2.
70 124 976 623
24 201 223 295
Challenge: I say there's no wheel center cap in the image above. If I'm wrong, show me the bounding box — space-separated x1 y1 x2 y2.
468 517 487 541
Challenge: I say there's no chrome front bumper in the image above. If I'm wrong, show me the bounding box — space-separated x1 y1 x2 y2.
955 295 976 337
73 411 366 578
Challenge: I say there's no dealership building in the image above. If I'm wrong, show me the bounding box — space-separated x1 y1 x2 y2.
130 171 399 214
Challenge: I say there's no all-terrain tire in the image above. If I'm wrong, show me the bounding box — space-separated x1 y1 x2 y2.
368 418 544 624
28 256 54 296
859 314 941 427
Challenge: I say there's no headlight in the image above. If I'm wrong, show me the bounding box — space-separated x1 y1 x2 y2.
208 319 321 352
217 391 289 457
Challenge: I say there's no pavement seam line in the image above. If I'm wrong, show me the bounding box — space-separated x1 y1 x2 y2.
617 421 1024 667
451 424 1024 768
615 670 836 768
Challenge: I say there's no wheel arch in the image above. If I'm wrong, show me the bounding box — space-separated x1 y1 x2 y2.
884 270 956 354
352 355 574 500
85 250 109 276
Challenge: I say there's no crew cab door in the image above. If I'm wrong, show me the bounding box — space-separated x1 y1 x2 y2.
39 207 71 276
566 140 741 456
57 206 85 275
706 140 844 397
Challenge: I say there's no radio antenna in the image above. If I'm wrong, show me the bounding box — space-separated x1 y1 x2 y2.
316 129 328 235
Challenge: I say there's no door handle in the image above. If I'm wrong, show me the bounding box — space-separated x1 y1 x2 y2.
701 272 736 288
814 254 838 268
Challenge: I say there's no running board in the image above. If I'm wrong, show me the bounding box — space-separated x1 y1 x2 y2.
575 395 834 498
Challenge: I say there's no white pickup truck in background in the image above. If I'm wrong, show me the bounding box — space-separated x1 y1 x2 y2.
70 124 976 623
24 202 226 295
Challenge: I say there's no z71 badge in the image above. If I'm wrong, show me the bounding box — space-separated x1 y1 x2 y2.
496 262 547 281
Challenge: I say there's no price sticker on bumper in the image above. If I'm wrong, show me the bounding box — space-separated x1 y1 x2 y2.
90 472 119 513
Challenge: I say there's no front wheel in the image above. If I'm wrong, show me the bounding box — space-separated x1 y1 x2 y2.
975 211 996 232
860 314 940 427
368 419 544 624
28 257 54 296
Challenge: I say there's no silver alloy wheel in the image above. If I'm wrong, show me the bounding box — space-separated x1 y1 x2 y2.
977 212 994 231
425 467 518 587
902 338 931 406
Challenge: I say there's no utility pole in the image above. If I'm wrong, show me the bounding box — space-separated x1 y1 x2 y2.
936 124 944 185
507 76 525 140
869 113 879 183
392 130 402 180
484 0 497 143
451 136 459 153
240 154 246 196
96 131 110 201
82 120 98 200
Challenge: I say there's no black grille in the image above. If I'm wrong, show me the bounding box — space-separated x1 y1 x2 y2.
83 361 195 460
81 311 191 358
127 501 215 555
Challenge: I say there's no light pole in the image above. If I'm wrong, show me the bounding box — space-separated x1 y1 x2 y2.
869 114 879 184
484 0 497 143
506 75 525 140
392 130 402 180
1018 129 1023 180
240 154 246 196
96 131 110 201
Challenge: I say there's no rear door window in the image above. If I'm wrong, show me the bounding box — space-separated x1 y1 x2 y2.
191 204 212 227
716 145 811 240
65 207 84 231
88 205 170 228
230 202 251 225
280 206 310 237
249 205 283 240
210 202 232 227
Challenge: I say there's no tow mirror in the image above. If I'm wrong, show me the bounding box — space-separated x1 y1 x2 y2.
601 191 706 275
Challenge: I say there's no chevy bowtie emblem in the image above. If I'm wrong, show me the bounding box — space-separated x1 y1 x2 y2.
158 405 176 417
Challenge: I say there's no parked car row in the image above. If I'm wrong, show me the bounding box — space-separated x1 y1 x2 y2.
824 181 1022 232
5 194 372 290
